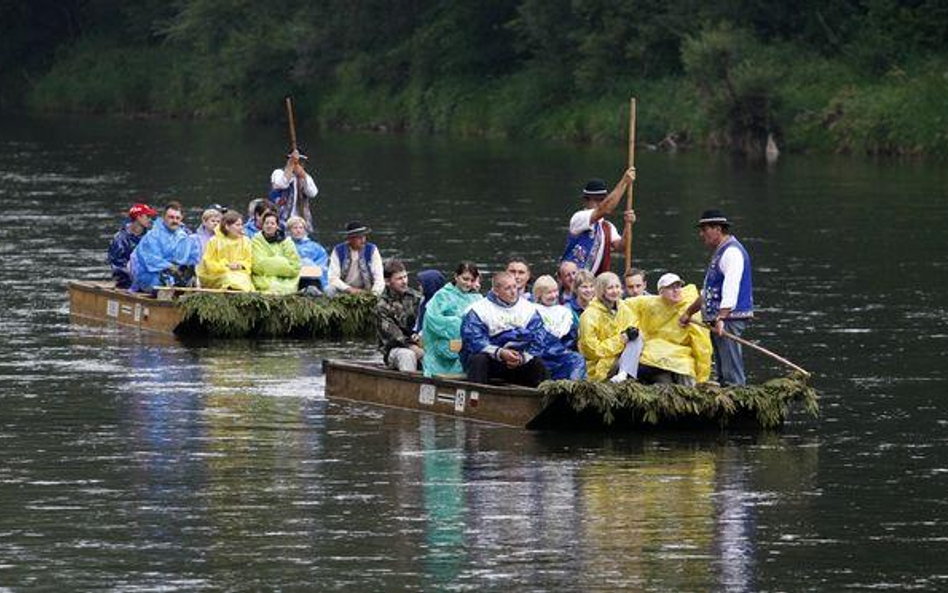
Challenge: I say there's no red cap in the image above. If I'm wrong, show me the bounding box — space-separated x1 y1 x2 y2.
129 203 157 219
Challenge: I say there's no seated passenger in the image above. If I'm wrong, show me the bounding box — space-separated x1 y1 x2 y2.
625 267 649 297
108 203 156 289
413 269 446 335
129 203 197 293
532 275 587 380
245 199 276 239
566 269 596 321
578 272 640 381
506 256 532 300
196 211 254 291
328 221 384 295
377 260 424 372
251 210 301 294
286 215 329 293
622 273 712 386
557 260 578 304
421 262 482 377
460 271 549 387
192 207 223 264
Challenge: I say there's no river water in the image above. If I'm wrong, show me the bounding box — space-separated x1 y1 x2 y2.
0 114 946 590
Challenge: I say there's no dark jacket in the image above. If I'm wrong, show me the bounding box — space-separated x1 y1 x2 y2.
377 286 423 363
107 223 142 288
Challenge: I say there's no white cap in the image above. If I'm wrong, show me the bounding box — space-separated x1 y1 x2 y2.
656 272 684 291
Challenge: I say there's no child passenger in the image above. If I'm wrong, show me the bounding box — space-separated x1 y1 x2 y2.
532 275 586 380
286 216 329 292
196 211 254 291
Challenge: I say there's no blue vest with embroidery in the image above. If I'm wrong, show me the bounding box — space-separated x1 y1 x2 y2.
702 236 753 320
562 220 605 272
333 242 377 287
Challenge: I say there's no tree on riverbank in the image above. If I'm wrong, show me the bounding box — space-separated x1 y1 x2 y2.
3 0 948 155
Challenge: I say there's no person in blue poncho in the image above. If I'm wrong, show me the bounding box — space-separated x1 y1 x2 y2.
108 203 157 289
460 271 550 387
130 203 198 293
421 262 481 377
413 269 446 333
532 275 587 380
286 216 329 293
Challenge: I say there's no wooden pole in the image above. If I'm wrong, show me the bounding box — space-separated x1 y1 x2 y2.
690 319 811 377
624 98 636 275
285 96 298 154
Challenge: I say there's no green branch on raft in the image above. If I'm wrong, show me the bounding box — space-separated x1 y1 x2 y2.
176 292 378 338
538 373 818 428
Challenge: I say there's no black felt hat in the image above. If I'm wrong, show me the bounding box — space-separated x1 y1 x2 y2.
582 178 608 198
696 209 730 227
343 220 371 236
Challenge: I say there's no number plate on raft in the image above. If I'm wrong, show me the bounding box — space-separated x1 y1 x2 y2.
417 384 475 413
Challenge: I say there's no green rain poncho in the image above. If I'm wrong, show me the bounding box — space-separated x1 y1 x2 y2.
421 283 482 377
251 232 301 294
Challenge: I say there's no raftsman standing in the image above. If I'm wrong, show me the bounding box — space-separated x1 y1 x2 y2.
680 209 754 385
561 167 636 275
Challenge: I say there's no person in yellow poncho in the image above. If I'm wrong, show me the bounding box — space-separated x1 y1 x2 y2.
196 211 255 291
251 210 301 294
579 272 640 381
621 272 712 385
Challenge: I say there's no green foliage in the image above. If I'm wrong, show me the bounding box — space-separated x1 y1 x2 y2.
682 23 784 153
6 0 948 154
538 373 819 428
177 292 379 338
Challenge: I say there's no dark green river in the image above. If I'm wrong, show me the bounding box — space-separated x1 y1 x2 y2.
1 114 946 590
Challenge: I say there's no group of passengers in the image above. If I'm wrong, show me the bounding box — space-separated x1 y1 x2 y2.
108 156 752 388
107 199 384 297
108 149 385 296
377 164 754 389
377 255 711 390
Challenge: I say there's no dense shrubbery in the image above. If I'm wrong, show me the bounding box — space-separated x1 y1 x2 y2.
3 0 948 155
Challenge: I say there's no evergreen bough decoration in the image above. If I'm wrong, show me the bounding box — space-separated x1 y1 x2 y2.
537 373 818 428
176 292 379 338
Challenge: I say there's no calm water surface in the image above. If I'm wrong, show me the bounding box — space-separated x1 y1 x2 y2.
1 114 947 590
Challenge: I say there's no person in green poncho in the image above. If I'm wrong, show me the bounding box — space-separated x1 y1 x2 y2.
421 262 483 377
251 210 301 294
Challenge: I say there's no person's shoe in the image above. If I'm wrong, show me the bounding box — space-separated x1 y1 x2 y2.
300 286 323 298
610 372 629 384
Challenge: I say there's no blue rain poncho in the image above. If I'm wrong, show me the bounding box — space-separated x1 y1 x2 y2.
421 283 481 377
536 303 587 380
291 236 329 290
107 223 143 288
414 269 447 333
460 292 550 371
129 218 197 292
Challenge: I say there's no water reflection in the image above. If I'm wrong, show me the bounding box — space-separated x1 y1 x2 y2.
1 113 944 589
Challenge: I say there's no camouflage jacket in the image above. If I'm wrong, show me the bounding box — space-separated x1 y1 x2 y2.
377 286 423 360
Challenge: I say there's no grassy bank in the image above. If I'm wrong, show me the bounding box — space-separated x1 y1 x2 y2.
24 40 948 156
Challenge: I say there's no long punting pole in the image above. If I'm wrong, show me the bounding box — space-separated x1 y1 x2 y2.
624 98 636 275
285 96 298 153
690 320 812 377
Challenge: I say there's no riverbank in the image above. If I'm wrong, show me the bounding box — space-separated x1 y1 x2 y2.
21 43 947 158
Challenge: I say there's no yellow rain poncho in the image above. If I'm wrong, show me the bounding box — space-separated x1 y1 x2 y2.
621 284 712 382
196 229 254 291
579 298 635 381
251 232 301 294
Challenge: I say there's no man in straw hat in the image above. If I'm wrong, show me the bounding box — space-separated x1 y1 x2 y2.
680 209 754 385
328 220 384 295
561 167 637 276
